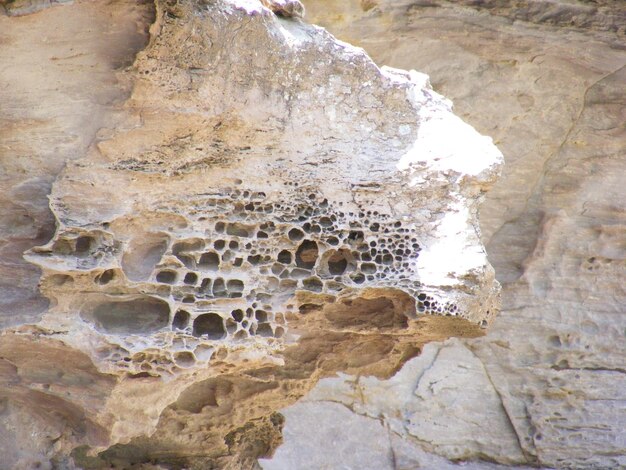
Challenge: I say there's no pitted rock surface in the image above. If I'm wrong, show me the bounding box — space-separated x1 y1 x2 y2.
27 0 501 377
0 0 502 467
286 1 626 469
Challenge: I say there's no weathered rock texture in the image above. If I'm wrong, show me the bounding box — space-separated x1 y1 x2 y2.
262 1 625 468
0 0 155 330
0 0 503 468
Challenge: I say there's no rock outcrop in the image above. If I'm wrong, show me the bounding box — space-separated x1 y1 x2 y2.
266 1 624 468
0 0 502 467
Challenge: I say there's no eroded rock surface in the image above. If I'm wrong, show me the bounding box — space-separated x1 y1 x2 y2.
272 1 625 468
0 0 154 329
0 0 502 467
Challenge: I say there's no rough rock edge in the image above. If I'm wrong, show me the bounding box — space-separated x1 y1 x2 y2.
9 0 503 466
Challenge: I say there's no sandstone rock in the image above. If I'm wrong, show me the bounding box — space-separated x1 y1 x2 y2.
0 0 502 467
1 0 73 17
260 401 396 470
298 338 527 465
288 1 626 468
0 0 154 330
261 399 537 470
260 0 305 18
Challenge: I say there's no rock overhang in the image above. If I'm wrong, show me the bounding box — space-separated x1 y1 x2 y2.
16 0 503 460
25 0 503 367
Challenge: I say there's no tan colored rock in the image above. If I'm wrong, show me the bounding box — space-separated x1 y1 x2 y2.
0 0 502 467
0 0 154 329
261 400 537 470
297 338 527 465
277 1 626 468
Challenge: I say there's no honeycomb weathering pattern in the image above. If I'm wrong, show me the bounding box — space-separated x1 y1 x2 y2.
26 0 503 378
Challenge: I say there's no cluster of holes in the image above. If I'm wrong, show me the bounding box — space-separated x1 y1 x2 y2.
90 187 460 347
45 232 117 271
416 292 459 316
52 235 97 257
172 307 285 341
157 192 426 295
581 256 618 273
101 342 215 378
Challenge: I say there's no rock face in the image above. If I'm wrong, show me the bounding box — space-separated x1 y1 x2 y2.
5 0 622 468
0 0 155 330
270 1 624 469
0 0 502 468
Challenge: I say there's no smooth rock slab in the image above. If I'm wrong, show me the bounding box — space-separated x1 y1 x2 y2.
260 401 395 470
262 398 537 470
301 339 526 464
